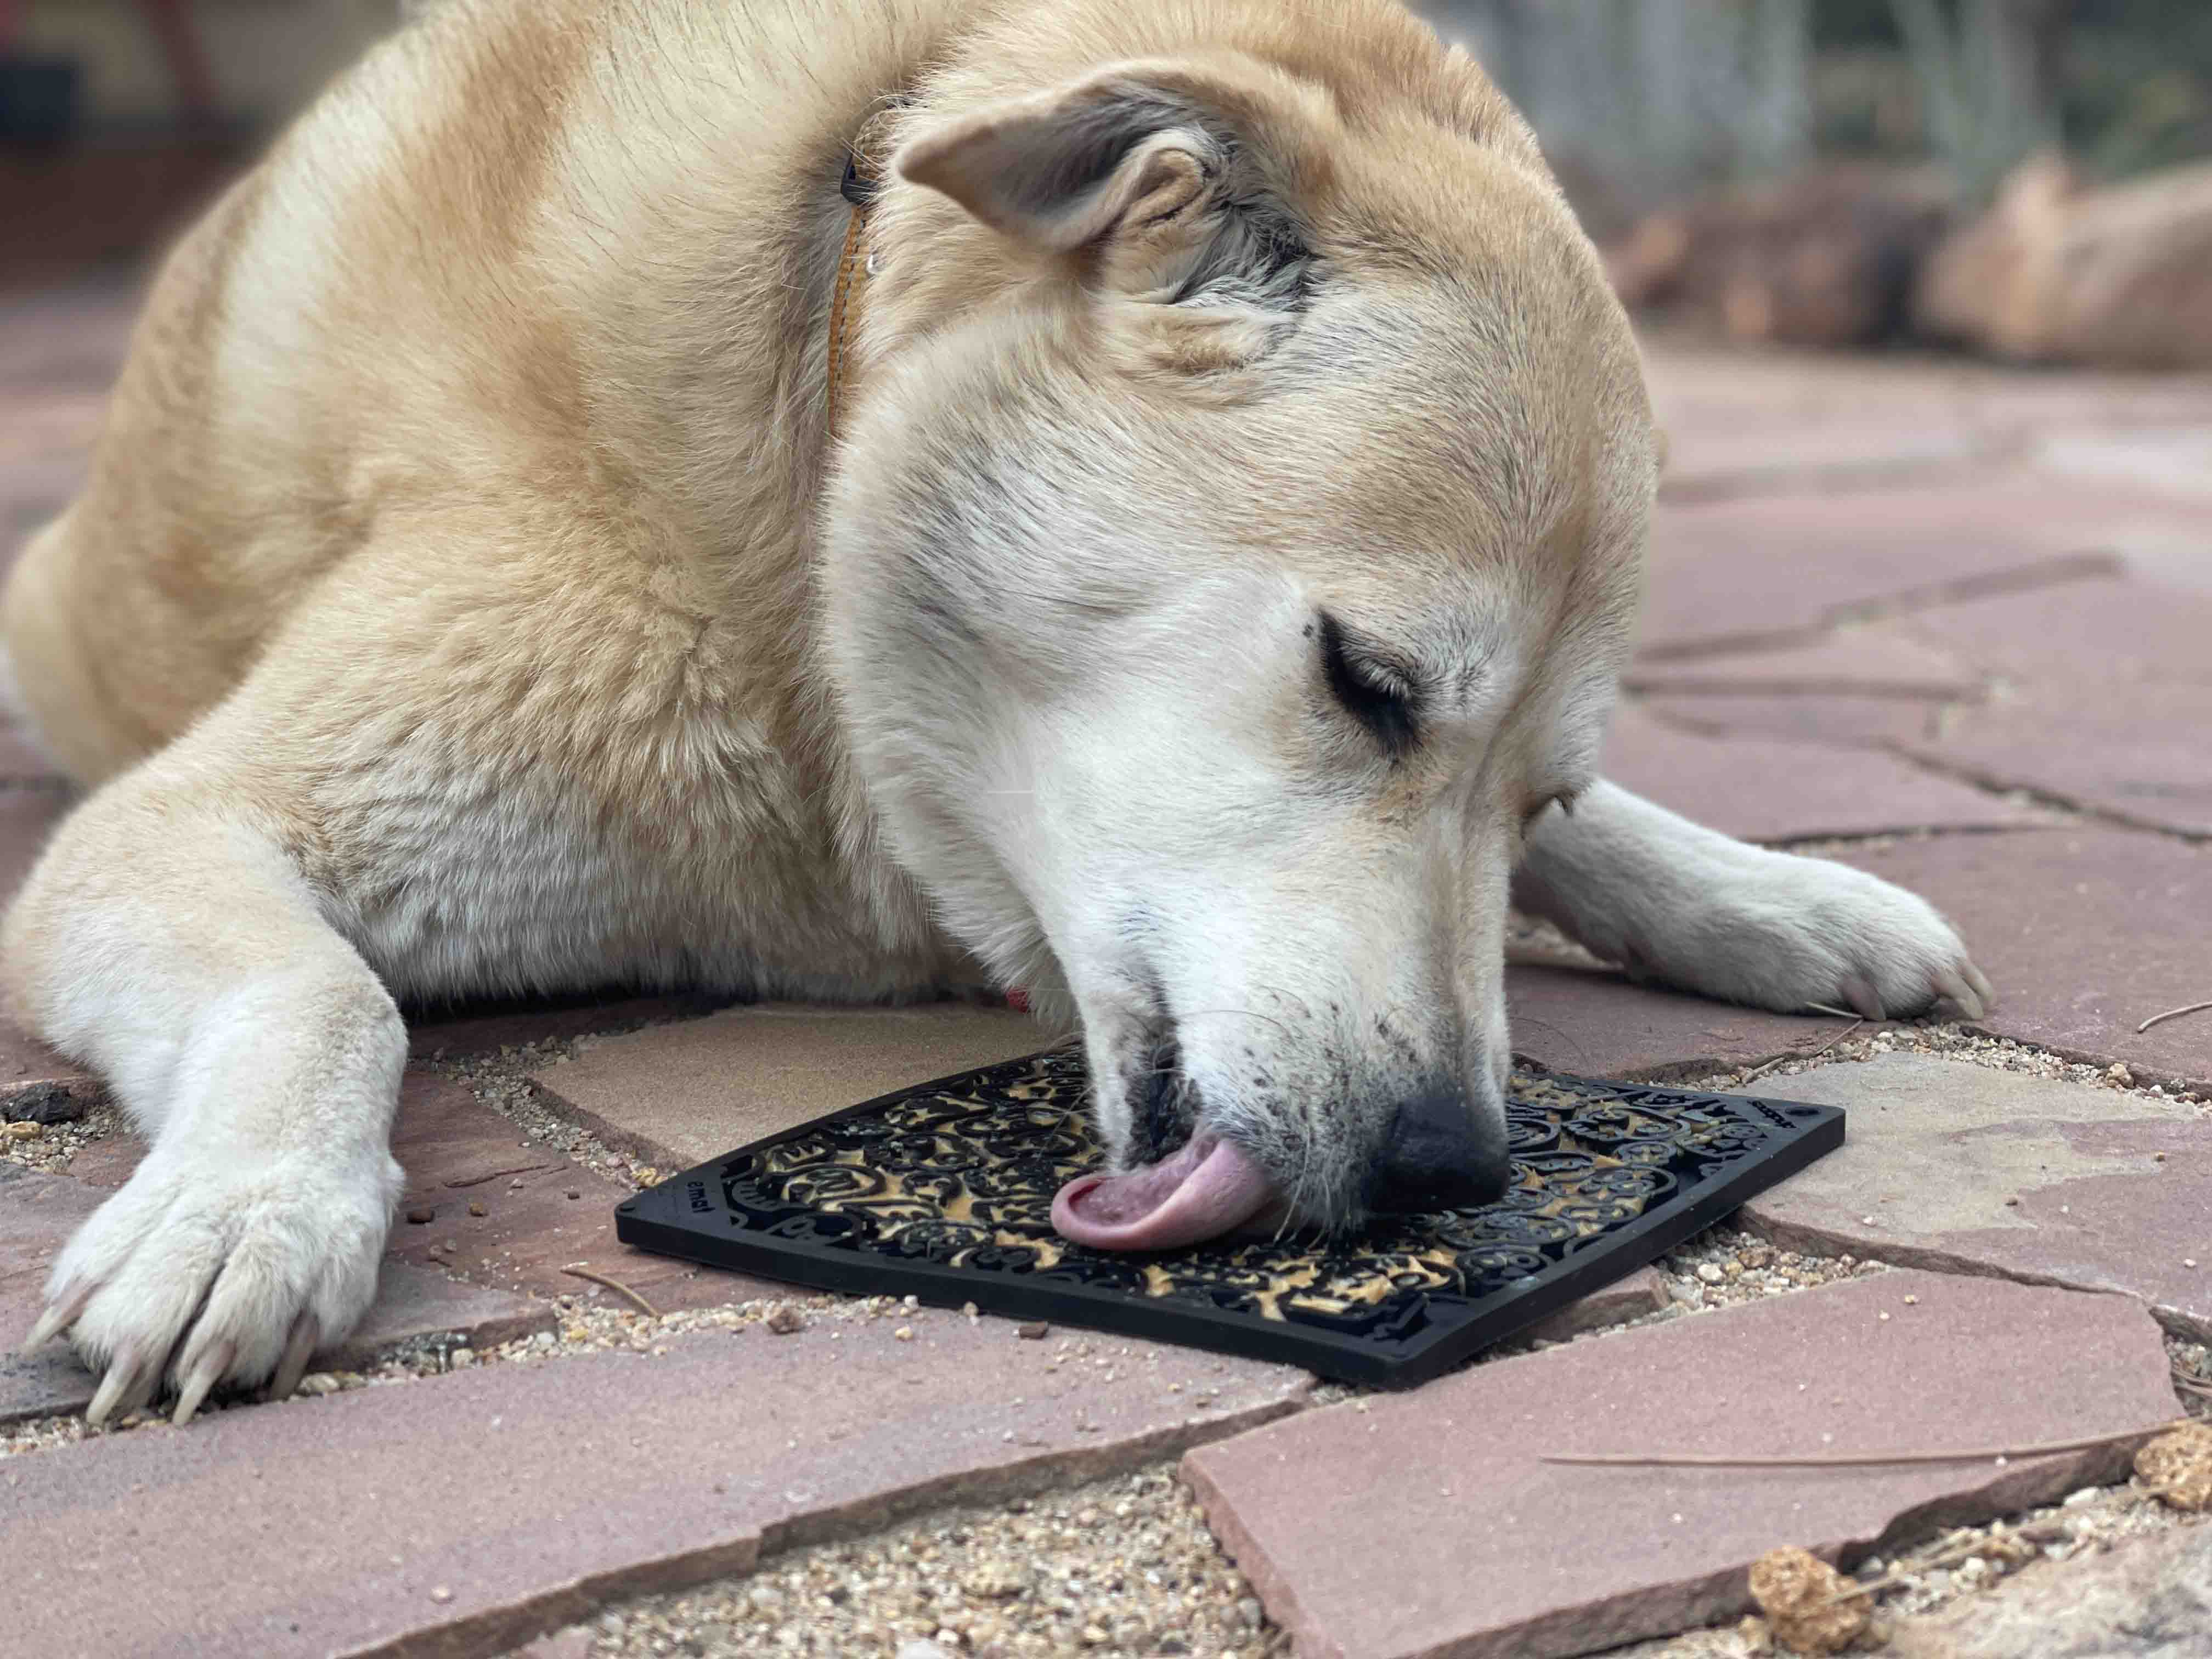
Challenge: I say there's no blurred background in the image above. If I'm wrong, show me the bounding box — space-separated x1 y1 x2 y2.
0 1 2206 363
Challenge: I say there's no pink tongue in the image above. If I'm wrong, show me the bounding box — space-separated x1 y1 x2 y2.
1051 1136 1278 1251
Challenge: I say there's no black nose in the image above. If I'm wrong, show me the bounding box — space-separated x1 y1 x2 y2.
1365 1089 1510 1214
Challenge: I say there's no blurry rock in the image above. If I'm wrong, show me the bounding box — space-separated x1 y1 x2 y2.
1747 1545 1869 1655
1887 1524 2212 1658
1605 165 1954 347
2135 1421 2212 1511
1915 151 2212 369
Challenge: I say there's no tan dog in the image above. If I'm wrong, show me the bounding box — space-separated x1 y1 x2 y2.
3 0 1990 1424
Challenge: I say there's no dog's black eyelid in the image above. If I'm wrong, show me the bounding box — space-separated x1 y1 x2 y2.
1318 612 1417 759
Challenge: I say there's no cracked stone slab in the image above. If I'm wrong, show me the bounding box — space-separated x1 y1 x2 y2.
1505 965 1853 1082
1899 681 2212 837
1622 629 1979 701
1183 1269 2177 1659
529 1001 1046 1171
1833 831 2211 1092
1743 1053 2210 1340
0 1311 1311 1658
1637 691 1953 750
1599 704 2047 843
67 1069 782 1318
1634 481 2155 658
1891 574 2212 691
1888 1521 2212 1658
1 1163 551 1426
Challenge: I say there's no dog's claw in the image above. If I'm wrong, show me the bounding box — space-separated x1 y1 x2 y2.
1934 966 1986 1021
1964 961 1996 1012
87 1344 162 1427
1839 974 1885 1022
25 1278 96 1351
172 1339 235 1426
267 1312 320 1403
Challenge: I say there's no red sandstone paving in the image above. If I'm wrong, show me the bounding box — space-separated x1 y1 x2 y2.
1889 573 2212 690
1633 480 2182 658
1505 964 1853 1082
1598 703 2046 843
1621 628 1978 699
1901 682 2212 838
1636 690 1950 749
1 1164 551 1426
68 1068 785 1316
1743 1053 2212 1341
530 1001 1051 1170
0 1311 1311 1659
1832 830 2212 1091
1183 1269 2179 1659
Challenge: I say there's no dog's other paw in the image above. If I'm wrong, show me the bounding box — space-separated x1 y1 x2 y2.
1627 848 1994 1022
26 1141 403 1425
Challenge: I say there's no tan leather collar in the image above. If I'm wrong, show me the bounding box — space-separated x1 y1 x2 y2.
826 107 902 439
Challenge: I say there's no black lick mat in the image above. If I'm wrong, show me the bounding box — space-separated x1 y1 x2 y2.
616 1050 1842 1386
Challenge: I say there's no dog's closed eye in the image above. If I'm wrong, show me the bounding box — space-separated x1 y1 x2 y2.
1318 612 1418 759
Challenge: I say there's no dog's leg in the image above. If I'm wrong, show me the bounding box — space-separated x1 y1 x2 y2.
5 757 405 1425
1513 781 1992 1020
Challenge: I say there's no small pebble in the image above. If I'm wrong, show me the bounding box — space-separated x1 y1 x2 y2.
405 1206 435 1224
430 1586 453 1604
764 1306 805 1335
467 1201 486 1217
895 1326 915 1341
1017 1322 1051 1340
1695 1263 1723 1284
3 1120 43 1140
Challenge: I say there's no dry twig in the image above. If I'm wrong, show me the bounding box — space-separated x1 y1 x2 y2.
1740 1019 1865 1086
561 1264 661 1318
2137 999 2212 1035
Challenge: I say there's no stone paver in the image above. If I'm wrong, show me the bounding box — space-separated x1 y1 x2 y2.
65 1069 783 1319
1887 1520 2212 1658
1637 689 1950 749
1522 1267 1671 1346
1183 1269 2179 1659
2 1163 551 1426
1621 628 1979 699
1634 481 2158 658
1743 1053 2211 1340
405 990 735 1063
1506 965 1853 1081
1637 572 2212 775
531 1002 1046 1170
1892 573 2212 691
1833 831 2211 1092
0 1310 1311 1659
1598 704 2046 843
1903 682 2212 838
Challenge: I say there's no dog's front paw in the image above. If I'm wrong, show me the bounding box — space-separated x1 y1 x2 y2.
26 1141 403 1425
1634 849 1994 1022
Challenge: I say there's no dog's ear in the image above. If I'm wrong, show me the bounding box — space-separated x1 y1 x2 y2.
895 59 1312 275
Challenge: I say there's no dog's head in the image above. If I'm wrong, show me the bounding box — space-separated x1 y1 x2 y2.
823 14 1655 1249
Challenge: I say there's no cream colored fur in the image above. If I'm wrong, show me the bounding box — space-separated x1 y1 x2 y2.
4 0 1989 1422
